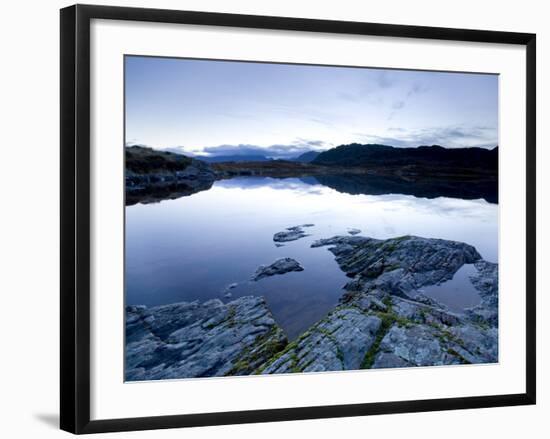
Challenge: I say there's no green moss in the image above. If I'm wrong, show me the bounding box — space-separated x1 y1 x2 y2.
359 294 419 368
360 314 393 369
447 348 471 364
318 327 345 366
299 357 315 371
254 338 298 374
380 236 410 254
393 314 414 328
289 354 302 373
393 235 411 242
383 243 397 252
227 326 288 376
225 306 237 327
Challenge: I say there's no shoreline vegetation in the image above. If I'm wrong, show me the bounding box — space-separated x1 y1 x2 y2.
124 143 498 380
124 144 498 205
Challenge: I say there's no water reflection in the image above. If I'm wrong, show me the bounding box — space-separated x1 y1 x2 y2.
126 173 498 205
126 176 498 339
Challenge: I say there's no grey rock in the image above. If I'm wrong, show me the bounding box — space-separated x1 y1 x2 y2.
125 296 287 381
126 157 217 206
374 324 461 367
312 235 481 294
127 234 499 379
221 282 238 298
273 224 314 242
301 235 498 370
252 257 304 281
465 260 499 327
260 307 382 374
347 228 362 235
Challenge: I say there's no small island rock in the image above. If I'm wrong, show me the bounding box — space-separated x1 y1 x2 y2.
273 224 314 243
252 257 304 281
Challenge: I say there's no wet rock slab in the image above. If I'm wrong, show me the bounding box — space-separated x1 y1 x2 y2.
259 307 382 373
125 296 287 381
252 257 304 281
126 234 498 378
291 235 499 370
311 235 482 293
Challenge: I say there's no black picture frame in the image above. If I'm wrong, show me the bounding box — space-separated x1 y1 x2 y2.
60 4 536 434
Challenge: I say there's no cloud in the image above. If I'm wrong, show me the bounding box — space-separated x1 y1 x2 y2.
387 82 429 120
392 100 405 110
355 125 498 149
198 139 333 159
337 71 399 105
375 71 396 89
406 82 429 98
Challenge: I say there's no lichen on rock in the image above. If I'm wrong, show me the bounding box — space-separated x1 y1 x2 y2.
125 296 287 381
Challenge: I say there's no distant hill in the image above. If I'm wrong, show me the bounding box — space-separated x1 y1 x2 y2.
126 145 193 174
313 143 498 171
292 151 321 163
197 154 271 163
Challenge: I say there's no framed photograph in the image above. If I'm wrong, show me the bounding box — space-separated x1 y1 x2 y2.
60 4 536 434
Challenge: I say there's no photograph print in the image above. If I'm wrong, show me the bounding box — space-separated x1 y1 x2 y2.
124 56 499 381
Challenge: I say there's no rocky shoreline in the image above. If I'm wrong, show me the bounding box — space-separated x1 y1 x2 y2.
125 159 216 206
126 296 287 380
124 145 498 205
126 234 498 380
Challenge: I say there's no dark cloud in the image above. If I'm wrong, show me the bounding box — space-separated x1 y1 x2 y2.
200 139 332 159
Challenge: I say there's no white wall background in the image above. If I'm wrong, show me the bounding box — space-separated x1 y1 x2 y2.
0 0 546 437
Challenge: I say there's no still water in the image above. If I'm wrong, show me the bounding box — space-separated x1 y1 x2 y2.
125 176 498 339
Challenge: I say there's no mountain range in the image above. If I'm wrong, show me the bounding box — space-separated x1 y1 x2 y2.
134 143 497 171
312 143 498 170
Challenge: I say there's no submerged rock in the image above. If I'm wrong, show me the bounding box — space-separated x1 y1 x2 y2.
221 282 238 298
273 224 314 243
125 296 287 381
252 257 304 281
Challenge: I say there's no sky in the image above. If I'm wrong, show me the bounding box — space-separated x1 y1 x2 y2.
125 56 498 159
